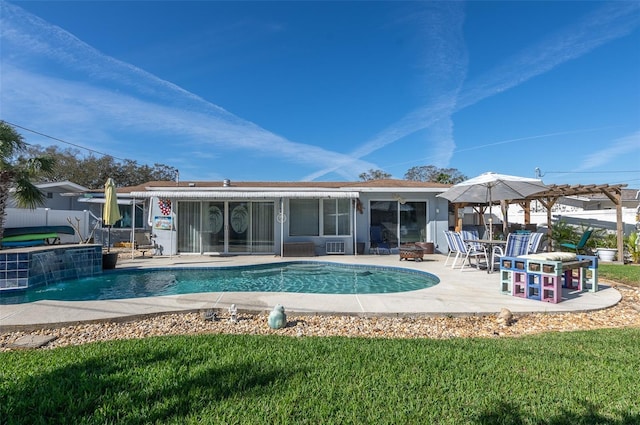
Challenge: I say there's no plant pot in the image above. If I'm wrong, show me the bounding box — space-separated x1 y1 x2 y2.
415 242 435 254
596 248 616 262
102 252 118 269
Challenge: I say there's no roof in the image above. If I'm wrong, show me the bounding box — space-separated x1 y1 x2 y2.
120 178 450 191
35 181 89 193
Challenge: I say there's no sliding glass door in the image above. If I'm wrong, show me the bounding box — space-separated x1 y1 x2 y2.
203 201 225 252
177 201 201 253
370 200 427 247
177 200 274 254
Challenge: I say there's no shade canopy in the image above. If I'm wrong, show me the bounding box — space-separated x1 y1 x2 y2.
437 172 547 204
103 178 122 226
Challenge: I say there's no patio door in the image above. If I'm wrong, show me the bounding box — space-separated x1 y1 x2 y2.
370 201 399 249
370 200 427 247
203 201 225 252
177 201 201 253
177 200 274 254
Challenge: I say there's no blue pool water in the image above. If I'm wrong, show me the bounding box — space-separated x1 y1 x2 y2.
0 262 439 305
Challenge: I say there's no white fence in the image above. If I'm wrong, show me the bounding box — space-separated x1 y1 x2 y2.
4 208 95 243
506 208 638 234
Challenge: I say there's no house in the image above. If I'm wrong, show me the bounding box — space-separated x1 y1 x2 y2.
122 179 452 256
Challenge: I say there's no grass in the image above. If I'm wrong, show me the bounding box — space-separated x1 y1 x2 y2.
2 329 640 424
598 263 640 286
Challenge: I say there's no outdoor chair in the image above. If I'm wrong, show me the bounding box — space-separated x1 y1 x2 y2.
560 229 593 254
452 231 488 271
134 232 157 257
443 230 461 268
461 229 483 251
493 233 531 270
528 232 544 254
370 225 390 255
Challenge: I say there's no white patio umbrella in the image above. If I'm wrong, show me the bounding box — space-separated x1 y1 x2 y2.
437 172 547 239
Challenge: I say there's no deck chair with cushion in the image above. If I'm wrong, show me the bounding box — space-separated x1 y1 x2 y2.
369 225 390 254
560 229 593 254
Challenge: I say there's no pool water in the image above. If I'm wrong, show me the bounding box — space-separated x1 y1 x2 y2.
0 262 439 305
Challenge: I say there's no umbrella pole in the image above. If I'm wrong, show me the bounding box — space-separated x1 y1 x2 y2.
488 188 493 240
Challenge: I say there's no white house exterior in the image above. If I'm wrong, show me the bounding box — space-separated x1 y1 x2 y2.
128 179 451 256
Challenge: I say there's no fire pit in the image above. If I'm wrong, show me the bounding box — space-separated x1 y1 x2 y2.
399 245 424 262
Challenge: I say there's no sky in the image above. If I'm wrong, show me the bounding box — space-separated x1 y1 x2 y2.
1 1 639 187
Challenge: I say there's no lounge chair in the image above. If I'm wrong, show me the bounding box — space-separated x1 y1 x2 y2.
560 229 593 254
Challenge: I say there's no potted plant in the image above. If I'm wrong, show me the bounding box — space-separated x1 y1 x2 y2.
595 233 617 262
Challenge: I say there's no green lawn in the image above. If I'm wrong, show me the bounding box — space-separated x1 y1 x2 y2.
599 263 640 286
2 329 639 424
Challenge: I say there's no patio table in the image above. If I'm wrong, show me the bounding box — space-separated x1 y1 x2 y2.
466 239 506 273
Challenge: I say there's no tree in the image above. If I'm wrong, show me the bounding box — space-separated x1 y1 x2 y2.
359 169 392 181
404 165 467 184
19 144 177 189
0 121 55 246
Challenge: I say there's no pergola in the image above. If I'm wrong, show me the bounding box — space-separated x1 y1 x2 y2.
452 183 628 263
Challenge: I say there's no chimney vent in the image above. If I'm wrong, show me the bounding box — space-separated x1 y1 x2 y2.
223 179 231 187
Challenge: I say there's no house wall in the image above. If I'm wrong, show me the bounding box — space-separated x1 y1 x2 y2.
145 191 449 256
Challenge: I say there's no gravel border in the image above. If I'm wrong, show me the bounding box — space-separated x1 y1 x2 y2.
2 282 638 351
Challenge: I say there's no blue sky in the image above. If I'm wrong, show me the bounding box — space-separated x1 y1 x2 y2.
1 1 639 186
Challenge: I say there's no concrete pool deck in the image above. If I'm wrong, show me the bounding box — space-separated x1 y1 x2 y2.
0 253 621 330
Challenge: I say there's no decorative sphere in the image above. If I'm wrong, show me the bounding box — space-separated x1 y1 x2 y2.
268 304 286 329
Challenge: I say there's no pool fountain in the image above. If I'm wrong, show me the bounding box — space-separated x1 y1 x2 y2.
0 244 102 291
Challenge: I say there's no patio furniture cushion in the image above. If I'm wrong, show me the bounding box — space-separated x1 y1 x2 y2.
519 252 577 261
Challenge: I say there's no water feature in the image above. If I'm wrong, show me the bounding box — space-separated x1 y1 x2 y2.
0 245 102 291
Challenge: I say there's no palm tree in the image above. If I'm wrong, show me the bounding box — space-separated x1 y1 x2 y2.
0 121 55 247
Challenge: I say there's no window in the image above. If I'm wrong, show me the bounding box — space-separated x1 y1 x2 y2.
289 199 319 236
109 204 144 229
323 199 350 236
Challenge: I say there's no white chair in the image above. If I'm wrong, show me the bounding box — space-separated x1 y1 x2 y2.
443 230 461 268
452 231 488 271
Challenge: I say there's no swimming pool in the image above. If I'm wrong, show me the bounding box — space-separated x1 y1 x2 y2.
0 262 439 305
